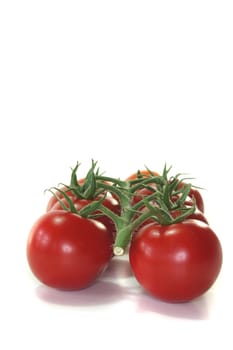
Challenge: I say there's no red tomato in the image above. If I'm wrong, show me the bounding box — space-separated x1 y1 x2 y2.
52 196 121 242
27 211 113 290
129 220 222 302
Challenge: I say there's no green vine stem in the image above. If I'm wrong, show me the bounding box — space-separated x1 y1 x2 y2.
61 160 106 200
48 161 197 256
96 166 196 255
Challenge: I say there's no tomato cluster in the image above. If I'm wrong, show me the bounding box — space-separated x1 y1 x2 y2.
26 162 223 303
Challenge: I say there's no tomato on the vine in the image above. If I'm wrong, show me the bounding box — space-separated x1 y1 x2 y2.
27 211 113 290
27 160 222 304
129 220 222 302
52 195 120 242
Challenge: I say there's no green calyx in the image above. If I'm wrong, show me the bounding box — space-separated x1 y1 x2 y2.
47 161 198 255
111 165 197 255
47 160 110 218
67 160 105 199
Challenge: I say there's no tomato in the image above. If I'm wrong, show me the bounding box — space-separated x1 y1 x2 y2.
126 170 160 181
129 220 222 302
27 211 113 290
52 195 121 242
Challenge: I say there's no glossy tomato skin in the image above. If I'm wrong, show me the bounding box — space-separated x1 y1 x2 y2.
129 220 222 302
27 211 113 290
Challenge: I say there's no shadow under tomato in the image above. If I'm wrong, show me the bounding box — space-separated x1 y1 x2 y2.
102 256 133 280
35 280 125 307
128 287 212 320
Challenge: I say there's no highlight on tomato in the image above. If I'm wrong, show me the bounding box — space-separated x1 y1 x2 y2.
113 164 222 302
27 210 113 290
27 160 223 304
129 220 222 303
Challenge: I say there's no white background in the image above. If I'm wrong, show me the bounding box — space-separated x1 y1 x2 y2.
0 1 232 349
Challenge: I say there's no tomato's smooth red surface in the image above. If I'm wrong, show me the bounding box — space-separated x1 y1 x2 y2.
129 220 222 302
27 211 113 290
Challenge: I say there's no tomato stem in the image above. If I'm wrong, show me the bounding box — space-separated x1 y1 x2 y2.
96 166 198 255
48 161 199 256
113 209 154 255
